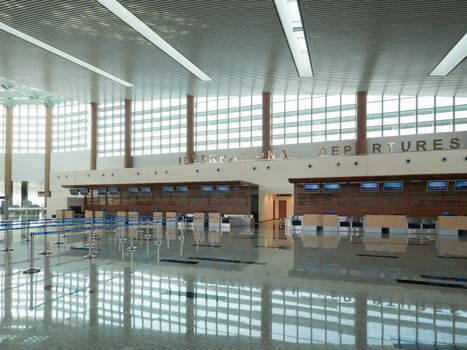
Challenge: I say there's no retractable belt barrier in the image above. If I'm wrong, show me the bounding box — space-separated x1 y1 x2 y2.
0 214 191 274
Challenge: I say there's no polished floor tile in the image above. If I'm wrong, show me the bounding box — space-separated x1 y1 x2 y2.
0 220 466 349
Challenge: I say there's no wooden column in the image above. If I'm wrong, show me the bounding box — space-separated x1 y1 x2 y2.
90 102 98 170
356 91 368 155
44 104 53 200
124 99 132 168
4 104 13 199
262 92 272 159
186 95 195 163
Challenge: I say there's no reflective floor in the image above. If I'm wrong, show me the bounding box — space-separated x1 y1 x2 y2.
0 221 466 349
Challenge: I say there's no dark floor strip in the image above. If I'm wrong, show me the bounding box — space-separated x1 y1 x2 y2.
160 258 199 265
356 253 398 259
421 275 467 283
192 244 221 248
438 255 467 260
255 245 290 250
396 279 465 289
188 256 266 265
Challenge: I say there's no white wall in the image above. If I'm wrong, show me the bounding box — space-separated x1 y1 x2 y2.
97 156 125 170
12 154 45 181
133 153 184 167
51 151 90 172
259 188 275 222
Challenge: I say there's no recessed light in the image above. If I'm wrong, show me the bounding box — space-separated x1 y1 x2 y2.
0 22 133 87
97 0 212 81
430 33 467 76
274 0 313 77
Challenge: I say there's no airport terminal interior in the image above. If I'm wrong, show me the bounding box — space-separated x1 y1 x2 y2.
0 0 466 349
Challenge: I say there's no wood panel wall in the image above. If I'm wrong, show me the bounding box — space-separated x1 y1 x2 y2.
294 181 466 217
84 184 255 216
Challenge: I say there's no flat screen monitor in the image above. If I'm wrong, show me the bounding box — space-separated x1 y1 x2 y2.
128 187 140 195
140 187 152 194
97 188 108 195
201 185 214 194
303 183 320 193
323 183 341 193
108 188 120 195
427 180 448 191
79 188 89 196
360 182 379 192
383 181 403 192
69 189 79 195
454 180 467 191
217 185 230 194
162 186 174 194
176 186 189 194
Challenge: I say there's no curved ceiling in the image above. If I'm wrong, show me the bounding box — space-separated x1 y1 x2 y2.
0 0 465 103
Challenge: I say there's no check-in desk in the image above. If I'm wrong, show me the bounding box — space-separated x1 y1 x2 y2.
364 232 408 253
153 211 164 226
224 214 253 227
437 236 467 257
166 211 178 229
437 216 467 236
93 210 105 237
208 212 221 229
322 214 338 232
56 209 74 237
365 215 407 234
128 211 140 225
193 212 207 229
285 216 303 234
302 232 339 249
303 214 321 231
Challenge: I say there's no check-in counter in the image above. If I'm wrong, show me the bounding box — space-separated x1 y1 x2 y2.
193 212 207 228
128 211 140 225
322 214 338 232
285 216 303 234
224 214 253 227
437 216 467 236
93 210 105 236
166 211 178 228
208 212 221 229
365 215 407 234
303 214 321 231
153 211 164 226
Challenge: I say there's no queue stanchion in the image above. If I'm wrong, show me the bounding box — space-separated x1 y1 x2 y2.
54 218 64 245
127 221 137 252
23 230 40 274
139 217 144 248
83 222 96 260
1 221 14 252
38 221 51 256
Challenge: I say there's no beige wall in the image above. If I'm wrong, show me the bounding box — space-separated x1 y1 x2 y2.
49 149 467 218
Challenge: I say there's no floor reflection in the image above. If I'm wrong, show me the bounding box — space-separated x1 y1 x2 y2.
0 221 465 349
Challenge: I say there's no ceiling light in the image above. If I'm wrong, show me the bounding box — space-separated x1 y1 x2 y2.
0 22 133 87
97 0 212 82
430 33 467 76
274 0 313 77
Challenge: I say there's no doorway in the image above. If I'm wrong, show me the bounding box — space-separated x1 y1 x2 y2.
278 200 287 219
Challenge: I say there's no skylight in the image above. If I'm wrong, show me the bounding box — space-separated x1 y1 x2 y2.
274 0 313 77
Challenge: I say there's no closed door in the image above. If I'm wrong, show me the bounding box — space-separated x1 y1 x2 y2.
278 200 287 219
